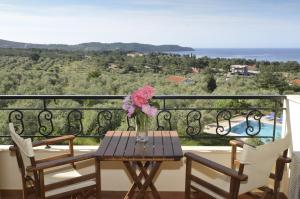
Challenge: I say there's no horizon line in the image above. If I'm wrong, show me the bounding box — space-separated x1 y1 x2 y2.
1 38 300 49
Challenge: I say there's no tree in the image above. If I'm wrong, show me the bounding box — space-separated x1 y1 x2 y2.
256 72 288 94
206 75 217 93
30 53 40 61
88 70 101 79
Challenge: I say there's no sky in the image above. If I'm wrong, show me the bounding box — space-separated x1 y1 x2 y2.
0 0 300 48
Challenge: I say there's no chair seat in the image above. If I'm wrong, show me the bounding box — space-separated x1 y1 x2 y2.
44 167 96 198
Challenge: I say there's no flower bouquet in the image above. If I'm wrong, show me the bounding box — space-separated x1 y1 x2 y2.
122 85 159 142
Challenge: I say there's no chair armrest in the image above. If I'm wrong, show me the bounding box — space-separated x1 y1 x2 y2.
229 140 244 148
27 152 95 172
278 155 292 164
270 155 292 181
33 136 76 165
230 139 244 169
185 152 248 181
230 139 256 148
32 135 75 147
9 145 16 152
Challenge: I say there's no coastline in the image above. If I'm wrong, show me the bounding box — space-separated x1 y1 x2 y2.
167 48 300 63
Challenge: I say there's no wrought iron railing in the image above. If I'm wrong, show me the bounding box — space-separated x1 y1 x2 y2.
0 95 286 143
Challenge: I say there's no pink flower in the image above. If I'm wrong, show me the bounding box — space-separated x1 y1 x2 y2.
142 104 158 117
131 90 148 108
127 105 135 117
122 96 131 110
131 85 155 107
141 85 155 99
123 86 156 118
122 102 135 118
123 95 131 104
122 95 136 117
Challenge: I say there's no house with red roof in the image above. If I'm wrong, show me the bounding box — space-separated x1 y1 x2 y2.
166 75 193 84
290 79 300 87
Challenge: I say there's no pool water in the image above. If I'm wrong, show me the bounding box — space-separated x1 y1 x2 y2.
230 120 282 139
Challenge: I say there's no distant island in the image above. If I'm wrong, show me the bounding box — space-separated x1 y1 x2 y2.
0 39 194 53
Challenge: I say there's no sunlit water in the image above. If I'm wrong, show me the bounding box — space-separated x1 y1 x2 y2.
230 121 282 142
170 48 300 63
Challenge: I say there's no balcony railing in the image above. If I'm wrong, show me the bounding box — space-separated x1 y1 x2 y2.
0 95 285 143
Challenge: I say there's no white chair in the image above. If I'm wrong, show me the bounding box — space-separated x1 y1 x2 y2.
9 123 101 199
185 126 291 199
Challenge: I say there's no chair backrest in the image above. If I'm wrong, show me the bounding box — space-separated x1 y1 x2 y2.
238 126 291 194
9 123 34 176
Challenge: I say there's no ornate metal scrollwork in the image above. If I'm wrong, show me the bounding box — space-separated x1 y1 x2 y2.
186 110 202 137
8 110 24 135
67 110 83 136
216 110 232 136
245 110 263 136
156 110 172 131
96 110 112 136
38 110 54 137
126 116 135 131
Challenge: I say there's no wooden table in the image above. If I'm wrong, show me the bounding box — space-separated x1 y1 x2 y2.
95 131 183 199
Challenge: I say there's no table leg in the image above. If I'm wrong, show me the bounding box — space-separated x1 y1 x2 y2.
123 161 151 199
136 162 161 199
125 162 151 198
95 159 101 199
135 161 162 199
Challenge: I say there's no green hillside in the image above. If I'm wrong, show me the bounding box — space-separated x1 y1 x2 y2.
0 39 194 52
0 48 299 145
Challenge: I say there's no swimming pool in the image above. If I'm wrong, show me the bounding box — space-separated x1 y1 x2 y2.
230 120 282 140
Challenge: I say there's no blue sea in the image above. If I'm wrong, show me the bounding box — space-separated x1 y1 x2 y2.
172 48 300 63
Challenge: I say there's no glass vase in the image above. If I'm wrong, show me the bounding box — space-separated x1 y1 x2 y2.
135 113 149 143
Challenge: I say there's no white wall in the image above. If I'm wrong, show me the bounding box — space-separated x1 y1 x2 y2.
286 96 300 198
0 145 235 192
286 95 300 151
0 145 290 195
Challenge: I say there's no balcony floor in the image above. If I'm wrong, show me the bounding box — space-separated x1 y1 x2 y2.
69 191 287 199
1 190 287 199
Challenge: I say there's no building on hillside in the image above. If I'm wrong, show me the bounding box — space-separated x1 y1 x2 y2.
126 52 144 57
191 67 200 73
166 75 193 84
248 70 260 75
230 65 248 75
247 64 257 71
290 79 300 87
